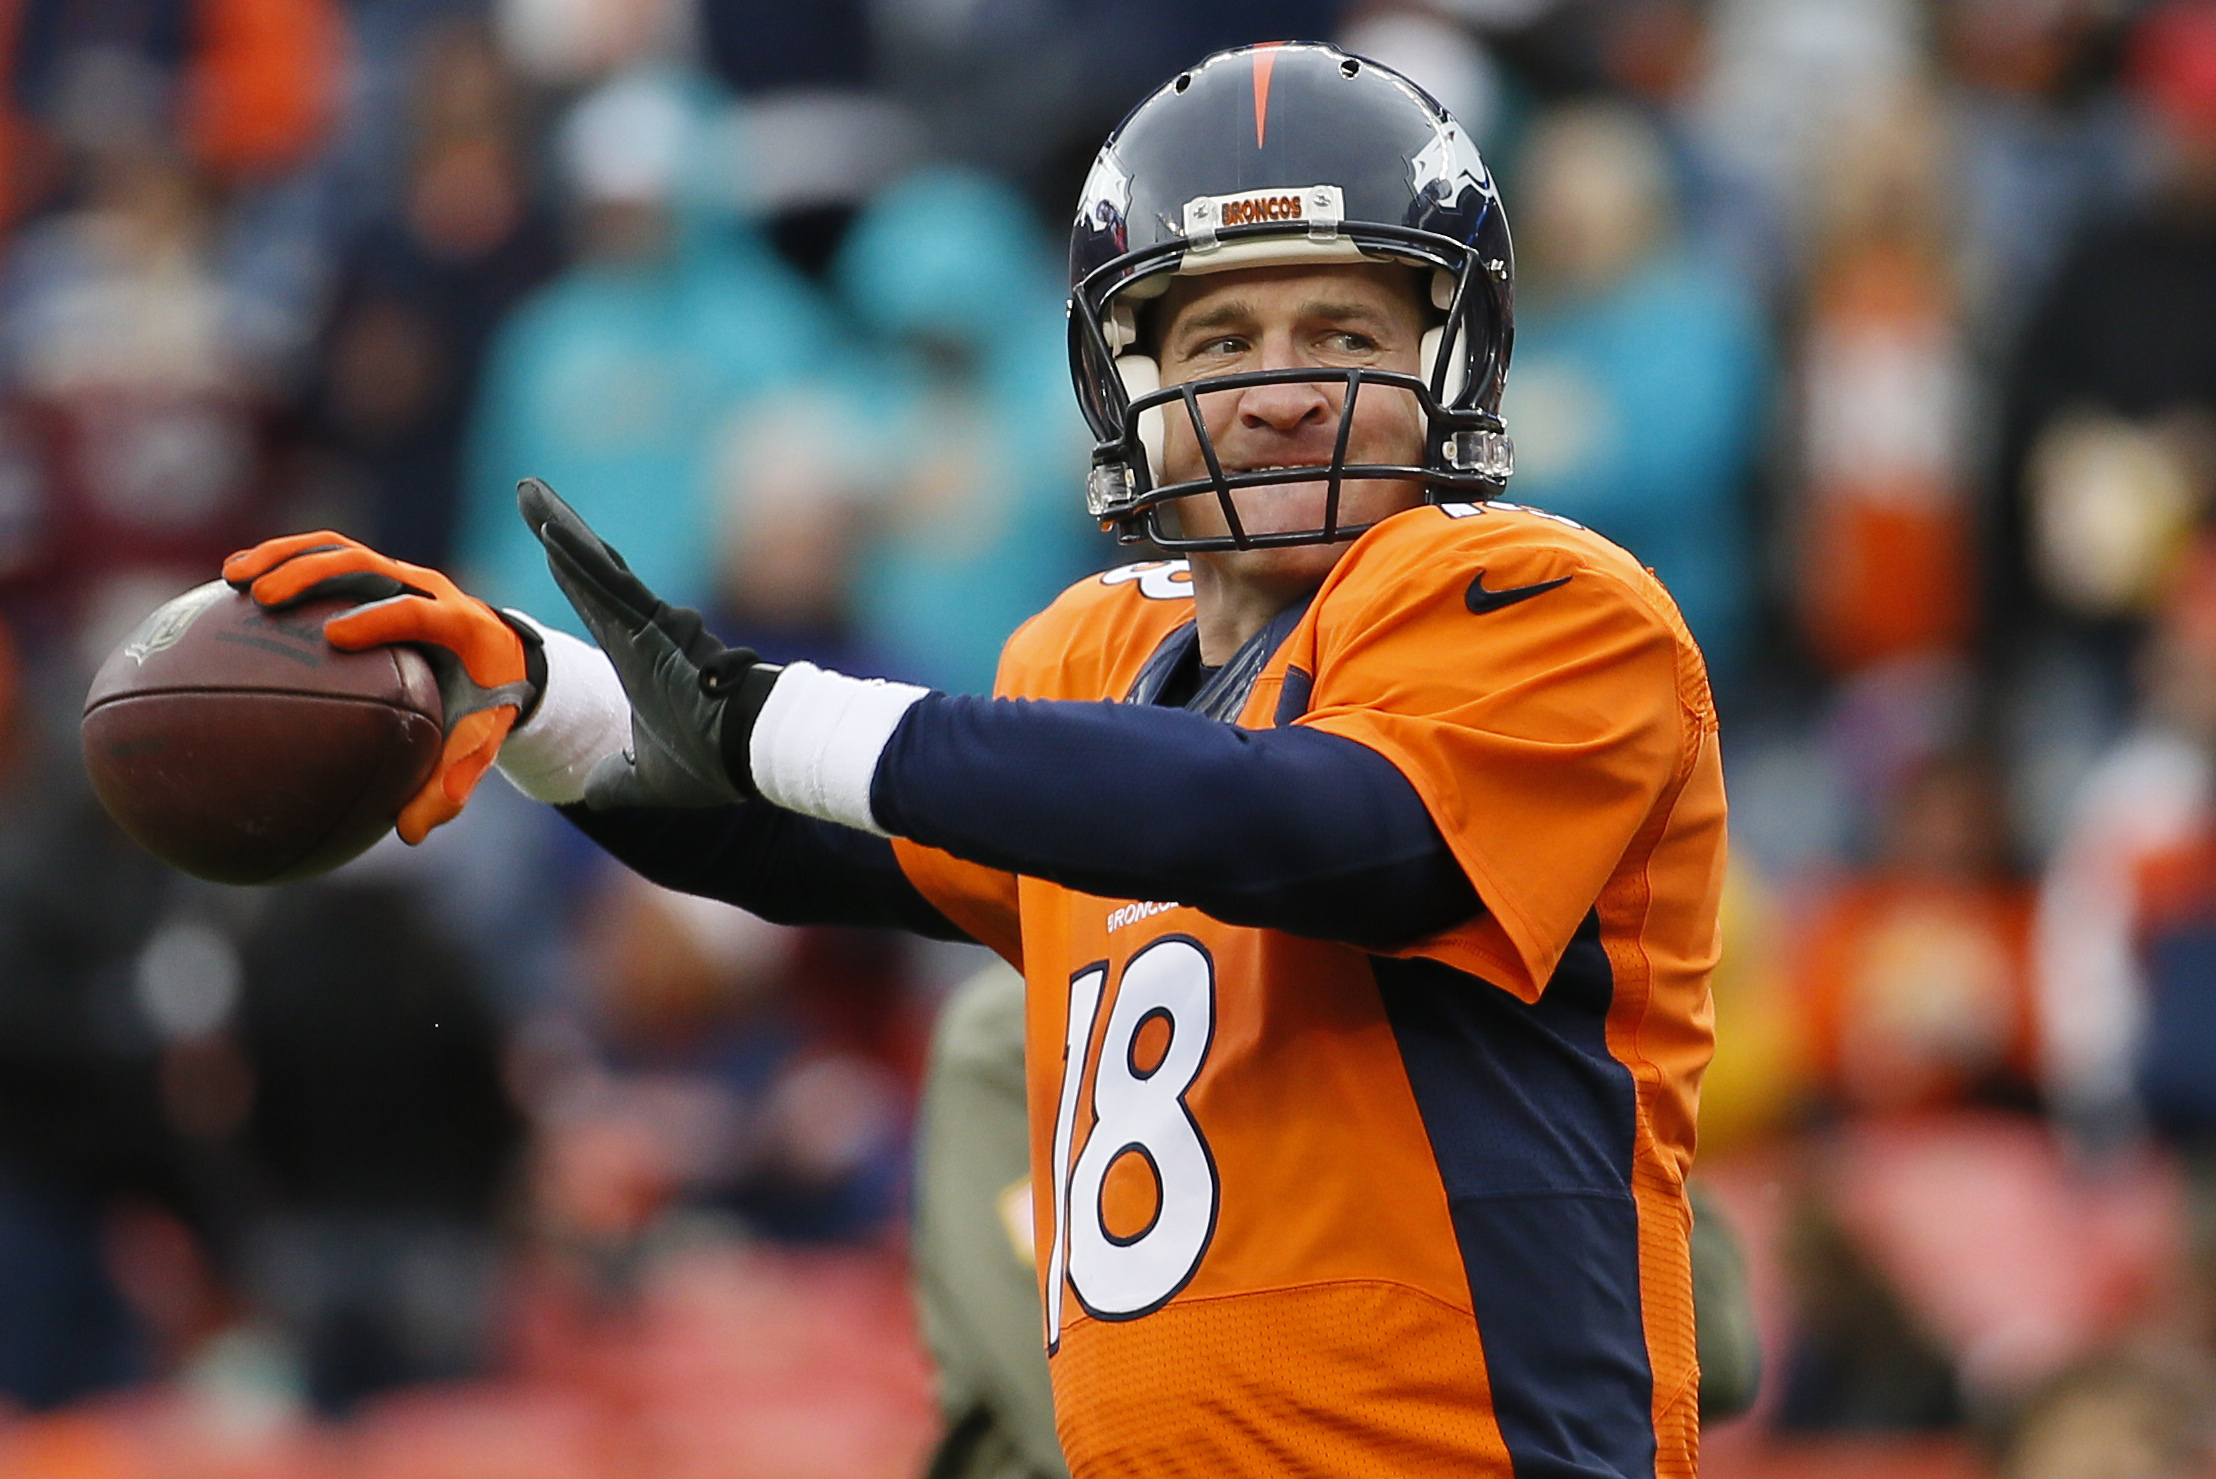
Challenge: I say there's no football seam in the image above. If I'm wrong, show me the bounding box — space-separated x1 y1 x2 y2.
85 687 434 714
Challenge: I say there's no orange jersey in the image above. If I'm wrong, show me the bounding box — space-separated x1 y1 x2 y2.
895 502 1725 1477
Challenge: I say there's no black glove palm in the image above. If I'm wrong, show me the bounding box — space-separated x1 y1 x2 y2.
518 478 778 809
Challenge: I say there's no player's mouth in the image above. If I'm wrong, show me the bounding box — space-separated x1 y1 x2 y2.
1229 461 1332 477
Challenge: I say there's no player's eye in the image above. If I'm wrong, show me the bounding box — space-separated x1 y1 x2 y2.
1321 329 1379 355
1194 334 1249 357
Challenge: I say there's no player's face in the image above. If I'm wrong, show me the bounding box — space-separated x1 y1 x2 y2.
1153 263 1430 587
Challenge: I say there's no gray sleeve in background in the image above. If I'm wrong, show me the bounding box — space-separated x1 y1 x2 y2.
1691 1179 1764 1422
913 961 1070 1479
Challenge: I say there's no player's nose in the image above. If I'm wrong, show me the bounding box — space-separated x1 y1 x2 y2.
1235 378 1332 435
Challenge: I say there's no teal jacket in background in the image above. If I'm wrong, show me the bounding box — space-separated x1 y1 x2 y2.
1501 252 1770 685
456 76 831 632
830 168 1099 697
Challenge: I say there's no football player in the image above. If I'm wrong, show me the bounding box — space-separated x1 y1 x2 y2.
227 42 1723 1476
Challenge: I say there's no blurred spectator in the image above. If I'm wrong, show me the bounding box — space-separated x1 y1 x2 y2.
710 166 1097 696
1941 0 2138 361
870 0 1342 219
11 0 343 187
2124 829 2216 1354
534 870 910 1261
0 133 292 654
1687 0 1923 292
2039 542 2216 1352
829 166 1095 694
1994 0 2216 714
1777 1178 1964 1431
725 89 922 283
496 0 687 91
0 636 232 1410
1792 84 1976 680
309 21 558 567
454 66 831 631
235 879 525 1416
1794 753 2037 1120
2035 542 2216 1148
703 380 875 675
1774 750 2054 1430
1498 99 1769 686
3 0 349 419
701 0 872 98
2000 1347 2216 1479
693 0 927 283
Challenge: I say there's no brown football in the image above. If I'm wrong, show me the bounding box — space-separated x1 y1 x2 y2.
82 582 444 885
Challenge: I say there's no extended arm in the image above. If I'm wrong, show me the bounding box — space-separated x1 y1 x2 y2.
511 478 1479 948
559 801 973 939
871 692 1478 947
217 490 1479 951
505 625 1475 946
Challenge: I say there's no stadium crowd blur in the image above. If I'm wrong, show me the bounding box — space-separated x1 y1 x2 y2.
5 0 2216 1473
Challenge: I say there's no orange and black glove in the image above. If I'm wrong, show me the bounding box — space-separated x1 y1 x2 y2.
221 532 546 843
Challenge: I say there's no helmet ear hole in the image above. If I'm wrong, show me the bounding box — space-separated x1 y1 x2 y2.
1115 355 1167 483
1421 326 1467 406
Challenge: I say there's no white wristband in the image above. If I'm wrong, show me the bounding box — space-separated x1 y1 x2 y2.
749 661 930 836
494 615 631 805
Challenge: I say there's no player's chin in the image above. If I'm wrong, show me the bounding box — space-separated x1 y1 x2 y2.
1178 476 1400 547
1214 474 1421 542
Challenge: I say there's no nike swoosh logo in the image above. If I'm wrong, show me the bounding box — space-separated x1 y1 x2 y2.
1465 570 1571 614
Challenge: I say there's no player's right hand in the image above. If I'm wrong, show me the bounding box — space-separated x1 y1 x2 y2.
518 477 780 811
221 532 545 844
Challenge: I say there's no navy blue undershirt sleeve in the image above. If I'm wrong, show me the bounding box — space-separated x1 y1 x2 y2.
559 801 973 942
870 693 1480 948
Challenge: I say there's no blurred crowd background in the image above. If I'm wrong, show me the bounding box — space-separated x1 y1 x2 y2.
3 0 2216 1474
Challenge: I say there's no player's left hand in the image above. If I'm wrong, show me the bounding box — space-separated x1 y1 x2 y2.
517 477 781 811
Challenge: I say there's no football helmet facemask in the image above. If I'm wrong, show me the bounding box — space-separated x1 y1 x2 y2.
1068 40 1515 552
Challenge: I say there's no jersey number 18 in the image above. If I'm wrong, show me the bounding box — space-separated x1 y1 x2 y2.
1046 935 1221 1348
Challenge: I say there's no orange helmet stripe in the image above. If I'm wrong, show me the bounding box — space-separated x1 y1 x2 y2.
1251 42 1280 149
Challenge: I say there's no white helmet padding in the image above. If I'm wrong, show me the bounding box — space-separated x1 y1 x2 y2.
1420 266 1467 405
1114 354 1167 483
1419 326 1467 405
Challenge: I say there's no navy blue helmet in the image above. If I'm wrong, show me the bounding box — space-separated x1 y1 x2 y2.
1068 40 1515 551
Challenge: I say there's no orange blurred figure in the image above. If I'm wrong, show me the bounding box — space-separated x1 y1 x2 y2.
1795 756 2040 1115
1795 87 1975 674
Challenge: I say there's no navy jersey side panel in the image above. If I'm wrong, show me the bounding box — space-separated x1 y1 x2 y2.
1373 913 1655 1479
